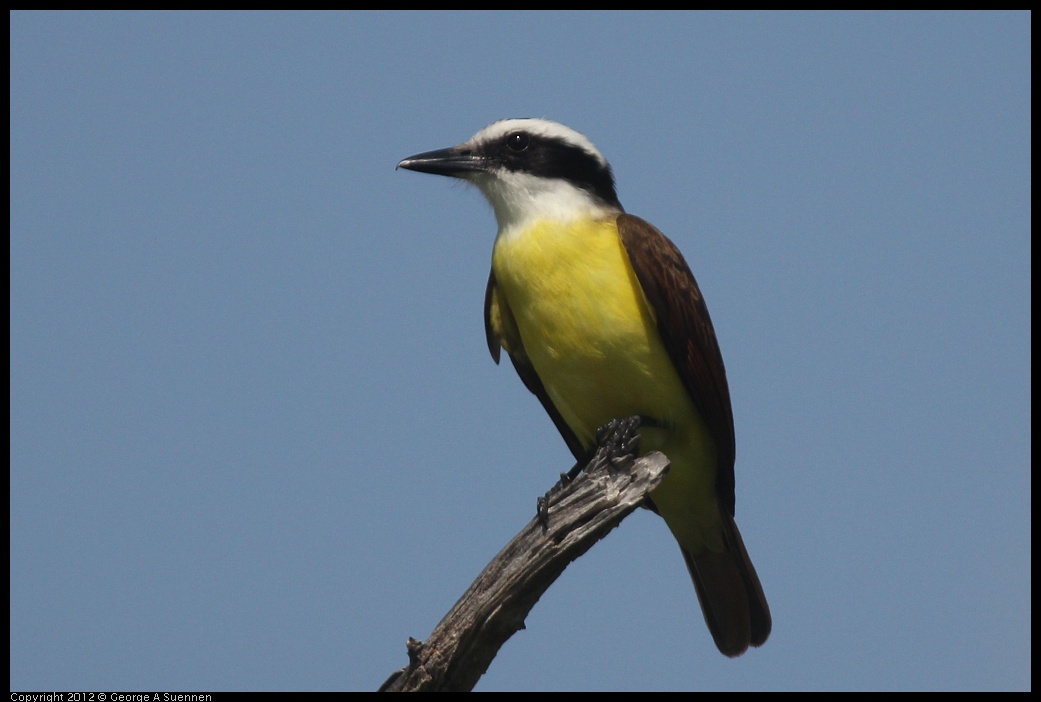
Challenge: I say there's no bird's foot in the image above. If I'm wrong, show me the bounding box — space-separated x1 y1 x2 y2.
591 415 643 471
536 415 643 530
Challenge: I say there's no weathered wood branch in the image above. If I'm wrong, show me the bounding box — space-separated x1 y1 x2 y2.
379 447 670 692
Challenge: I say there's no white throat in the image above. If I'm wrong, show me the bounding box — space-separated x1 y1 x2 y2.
474 169 620 241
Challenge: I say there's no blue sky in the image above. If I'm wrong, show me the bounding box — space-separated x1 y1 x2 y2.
10 11 1030 692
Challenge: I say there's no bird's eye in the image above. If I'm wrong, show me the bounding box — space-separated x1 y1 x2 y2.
506 132 530 152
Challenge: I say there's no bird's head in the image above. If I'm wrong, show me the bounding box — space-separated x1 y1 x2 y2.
398 118 623 234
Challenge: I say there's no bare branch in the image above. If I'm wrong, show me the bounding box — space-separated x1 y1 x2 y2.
379 449 670 692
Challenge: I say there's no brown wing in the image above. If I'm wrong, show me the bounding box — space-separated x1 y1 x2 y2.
617 213 737 515
484 269 587 461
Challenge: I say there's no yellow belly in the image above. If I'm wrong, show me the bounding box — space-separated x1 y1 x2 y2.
491 217 724 552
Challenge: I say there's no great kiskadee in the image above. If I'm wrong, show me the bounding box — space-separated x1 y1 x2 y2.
398 118 770 657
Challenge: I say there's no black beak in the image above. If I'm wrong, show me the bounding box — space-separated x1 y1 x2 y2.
397 144 489 178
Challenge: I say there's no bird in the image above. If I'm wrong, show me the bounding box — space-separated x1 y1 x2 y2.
397 118 770 657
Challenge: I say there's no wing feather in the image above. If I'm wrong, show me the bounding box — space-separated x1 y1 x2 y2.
617 213 737 515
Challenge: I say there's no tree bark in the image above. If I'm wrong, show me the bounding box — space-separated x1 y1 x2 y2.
379 447 670 692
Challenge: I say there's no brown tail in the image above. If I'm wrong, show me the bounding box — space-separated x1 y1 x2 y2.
682 511 771 657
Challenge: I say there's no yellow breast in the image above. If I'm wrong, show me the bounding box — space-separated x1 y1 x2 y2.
491 215 723 550
491 217 692 447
